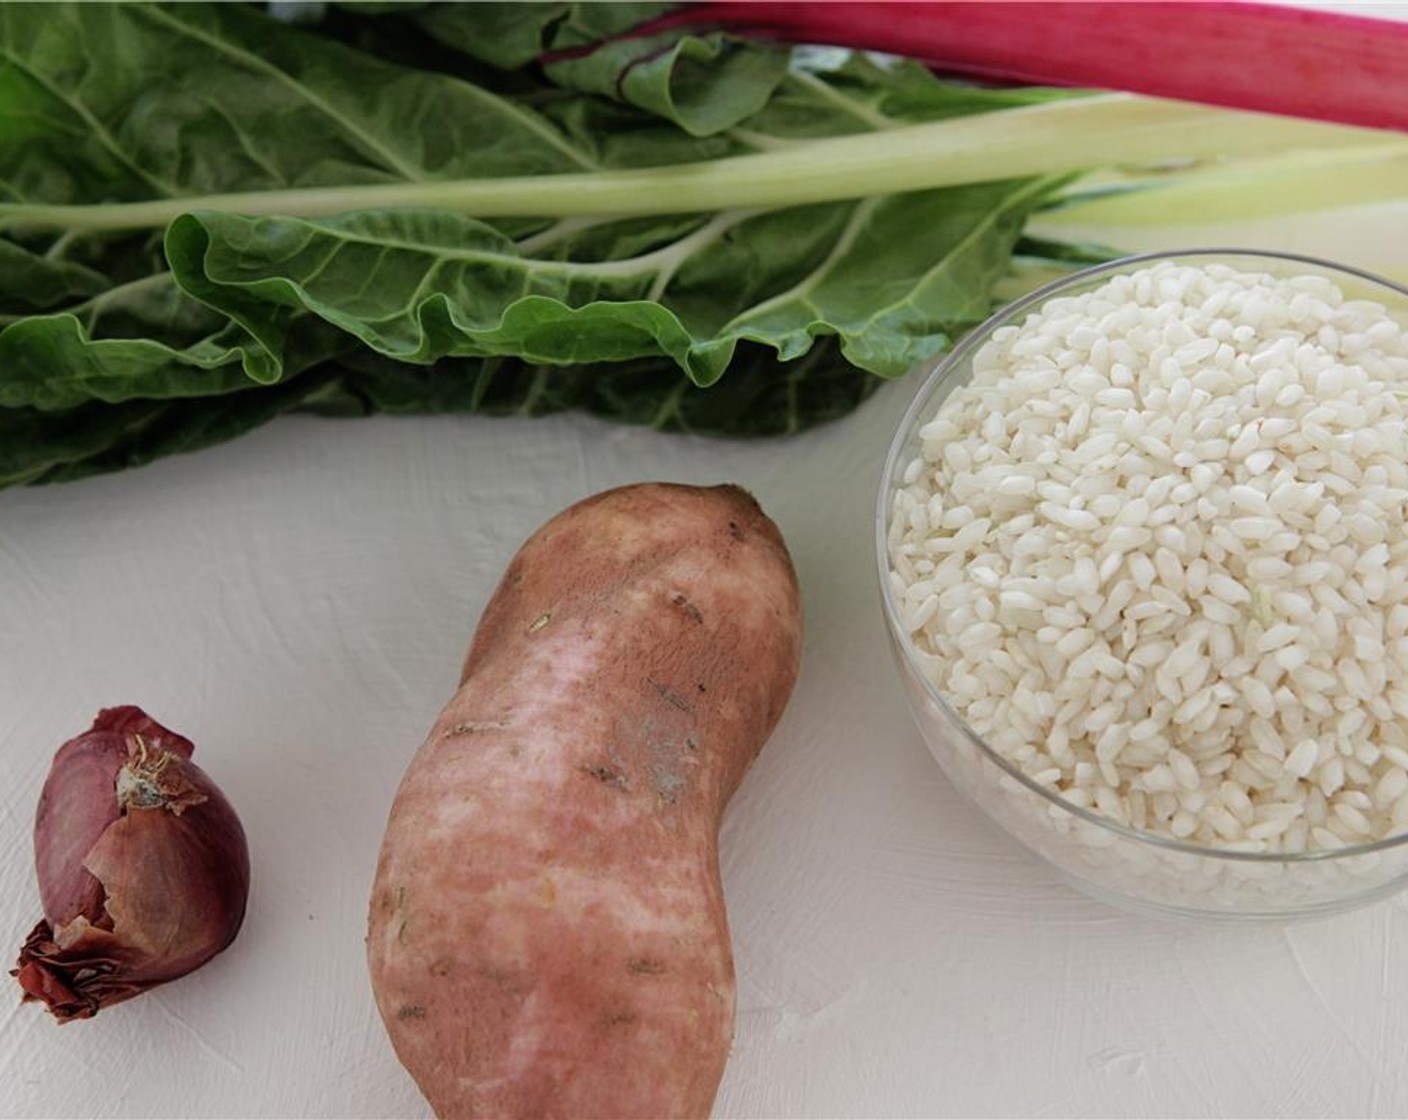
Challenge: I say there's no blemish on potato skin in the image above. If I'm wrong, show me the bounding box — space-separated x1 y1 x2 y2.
649 678 694 714
670 592 704 625
397 1005 427 1020
477 964 531 998
628 958 667 975
428 958 453 977
652 764 686 803
603 1010 636 1026
445 717 513 737
527 612 552 633
581 762 628 790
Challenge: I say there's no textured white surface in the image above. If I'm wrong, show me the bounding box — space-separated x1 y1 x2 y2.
5 214 1408 1118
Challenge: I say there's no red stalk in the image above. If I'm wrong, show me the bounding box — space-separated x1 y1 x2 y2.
610 2 1408 134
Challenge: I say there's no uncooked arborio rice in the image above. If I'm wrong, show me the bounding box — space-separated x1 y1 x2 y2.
889 261 1408 853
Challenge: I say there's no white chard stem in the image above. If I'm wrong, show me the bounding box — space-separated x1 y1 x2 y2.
0 96 1387 233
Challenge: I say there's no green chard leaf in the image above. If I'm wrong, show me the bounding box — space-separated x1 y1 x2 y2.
540 28 791 138
323 335 879 437
409 2 575 71
164 176 1056 386
0 0 1101 488
2 339 878 489
0 369 346 488
0 239 109 311
0 0 601 410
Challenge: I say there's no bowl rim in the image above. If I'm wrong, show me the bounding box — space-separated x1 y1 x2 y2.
875 246 1408 865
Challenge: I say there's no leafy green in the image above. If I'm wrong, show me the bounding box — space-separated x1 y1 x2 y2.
409 3 652 72
162 176 1051 385
0 1 1106 489
542 29 790 138
0 240 109 309
0 370 345 488
0 338 879 488
328 336 880 435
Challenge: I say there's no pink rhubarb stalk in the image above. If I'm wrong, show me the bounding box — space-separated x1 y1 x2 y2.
632 2 1408 134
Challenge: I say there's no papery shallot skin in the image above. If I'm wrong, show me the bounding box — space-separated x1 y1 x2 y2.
12 707 250 1022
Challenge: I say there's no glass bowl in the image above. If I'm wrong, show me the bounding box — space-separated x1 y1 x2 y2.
876 248 1408 921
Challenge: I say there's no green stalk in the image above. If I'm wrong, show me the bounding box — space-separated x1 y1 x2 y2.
0 96 1385 233
1048 142 1408 226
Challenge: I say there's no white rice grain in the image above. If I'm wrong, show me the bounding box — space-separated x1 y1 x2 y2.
891 261 1408 853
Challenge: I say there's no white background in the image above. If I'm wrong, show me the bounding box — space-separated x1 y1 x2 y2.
5 25 1408 1120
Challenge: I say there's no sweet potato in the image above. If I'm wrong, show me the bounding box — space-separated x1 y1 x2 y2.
367 482 802 1119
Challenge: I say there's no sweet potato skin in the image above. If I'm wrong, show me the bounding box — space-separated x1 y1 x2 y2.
368 483 801 1119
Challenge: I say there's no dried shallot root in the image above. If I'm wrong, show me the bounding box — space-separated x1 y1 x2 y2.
12 706 250 1022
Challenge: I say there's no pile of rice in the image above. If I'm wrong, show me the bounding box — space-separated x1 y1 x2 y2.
888 260 1408 853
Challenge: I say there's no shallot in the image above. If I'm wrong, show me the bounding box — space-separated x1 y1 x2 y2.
12 707 250 1022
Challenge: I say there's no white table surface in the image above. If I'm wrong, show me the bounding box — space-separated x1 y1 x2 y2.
6 136 1408 1120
